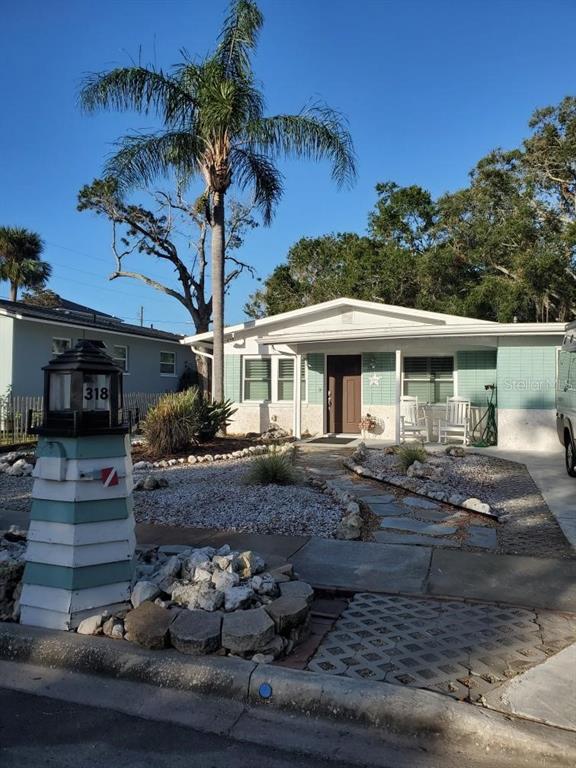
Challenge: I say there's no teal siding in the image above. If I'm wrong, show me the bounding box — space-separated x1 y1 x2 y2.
456 351 497 406
224 355 242 403
30 497 133 525
497 345 557 410
23 559 134 590
307 353 325 404
362 353 395 406
36 435 128 460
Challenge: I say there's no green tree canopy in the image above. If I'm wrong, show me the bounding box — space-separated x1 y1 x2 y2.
0 227 50 302
249 97 576 323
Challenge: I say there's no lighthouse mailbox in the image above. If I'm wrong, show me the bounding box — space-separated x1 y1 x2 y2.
20 340 135 630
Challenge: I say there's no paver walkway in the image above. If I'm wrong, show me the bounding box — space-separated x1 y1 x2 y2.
307 592 576 703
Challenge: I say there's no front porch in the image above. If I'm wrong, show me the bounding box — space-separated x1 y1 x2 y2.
283 340 498 445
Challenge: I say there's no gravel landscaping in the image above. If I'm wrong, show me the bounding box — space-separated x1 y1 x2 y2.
134 459 344 537
0 456 344 538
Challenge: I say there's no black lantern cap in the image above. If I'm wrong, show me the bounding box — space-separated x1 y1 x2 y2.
42 339 123 375
32 339 128 438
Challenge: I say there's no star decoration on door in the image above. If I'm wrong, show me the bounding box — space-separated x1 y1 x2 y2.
369 373 381 387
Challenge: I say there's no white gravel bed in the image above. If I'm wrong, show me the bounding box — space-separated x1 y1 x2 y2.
134 459 344 537
0 458 344 538
362 450 526 514
0 474 33 514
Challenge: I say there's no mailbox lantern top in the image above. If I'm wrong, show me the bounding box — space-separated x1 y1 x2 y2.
34 340 128 438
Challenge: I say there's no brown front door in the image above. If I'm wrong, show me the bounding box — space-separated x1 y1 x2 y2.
327 355 362 433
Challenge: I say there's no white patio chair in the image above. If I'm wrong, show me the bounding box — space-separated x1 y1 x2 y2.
400 396 428 443
437 396 471 445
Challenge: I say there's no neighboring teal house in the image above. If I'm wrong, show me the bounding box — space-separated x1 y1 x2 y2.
0 298 195 396
182 298 564 450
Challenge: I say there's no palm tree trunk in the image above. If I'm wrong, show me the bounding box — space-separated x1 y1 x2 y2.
9 282 17 302
211 190 226 402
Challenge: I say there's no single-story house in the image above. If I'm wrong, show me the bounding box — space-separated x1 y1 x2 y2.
182 298 564 450
0 298 196 397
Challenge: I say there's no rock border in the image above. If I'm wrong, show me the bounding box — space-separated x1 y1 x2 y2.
344 448 499 521
133 442 294 472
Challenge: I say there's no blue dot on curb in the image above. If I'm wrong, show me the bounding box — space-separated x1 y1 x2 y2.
259 683 272 699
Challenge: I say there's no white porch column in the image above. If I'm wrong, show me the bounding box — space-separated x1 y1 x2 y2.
395 348 402 443
294 352 302 439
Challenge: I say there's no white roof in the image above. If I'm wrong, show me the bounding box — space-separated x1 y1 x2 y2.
180 297 500 345
257 321 565 344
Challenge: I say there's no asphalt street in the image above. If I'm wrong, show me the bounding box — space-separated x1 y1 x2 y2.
0 687 364 768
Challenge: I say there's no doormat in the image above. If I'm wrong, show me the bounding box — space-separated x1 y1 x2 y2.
306 437 357 445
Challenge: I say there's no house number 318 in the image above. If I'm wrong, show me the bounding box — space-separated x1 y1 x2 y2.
84 387 109 401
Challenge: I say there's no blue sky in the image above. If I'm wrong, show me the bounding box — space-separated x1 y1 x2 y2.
2 0 575 333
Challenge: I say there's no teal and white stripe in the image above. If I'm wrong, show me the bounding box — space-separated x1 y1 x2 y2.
20 434 136 630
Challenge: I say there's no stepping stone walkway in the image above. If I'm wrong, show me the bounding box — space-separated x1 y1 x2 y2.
468 526 498 549
298 445 498 553
368 503 408 517
378 517 458 537
373 531 459 547
403 496 441 510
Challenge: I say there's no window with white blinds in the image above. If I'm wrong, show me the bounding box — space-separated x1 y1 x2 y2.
244 358 271 401
403 356 454 403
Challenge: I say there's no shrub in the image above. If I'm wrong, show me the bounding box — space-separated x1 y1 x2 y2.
245 451 296 485
397 442 427 472
142 389 205 456
142 389 238 455
202 398 237 441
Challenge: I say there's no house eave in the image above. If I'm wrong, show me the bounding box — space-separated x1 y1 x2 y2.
256 323 566 345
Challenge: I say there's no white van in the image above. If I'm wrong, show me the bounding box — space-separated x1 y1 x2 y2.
557 320 576 476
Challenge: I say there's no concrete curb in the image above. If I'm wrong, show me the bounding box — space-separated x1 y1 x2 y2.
1 622 575 766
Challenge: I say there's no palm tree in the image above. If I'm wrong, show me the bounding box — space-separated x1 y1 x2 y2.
79 0 356 400
0 227 50 302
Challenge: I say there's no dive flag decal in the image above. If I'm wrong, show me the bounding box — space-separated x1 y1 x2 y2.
101 467 119 487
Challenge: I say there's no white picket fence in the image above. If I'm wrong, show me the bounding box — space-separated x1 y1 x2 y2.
0 392 163 445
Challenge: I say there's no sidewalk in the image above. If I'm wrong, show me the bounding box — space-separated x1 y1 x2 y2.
137 522 576 612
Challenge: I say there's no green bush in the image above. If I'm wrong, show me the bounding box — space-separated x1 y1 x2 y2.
245 451 296 485
397 442 427 471
202 398 237 441
142 389 237 455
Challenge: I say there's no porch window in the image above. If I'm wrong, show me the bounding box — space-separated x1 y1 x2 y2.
403 356 454 403
277 358 294 401
244 358 271 401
